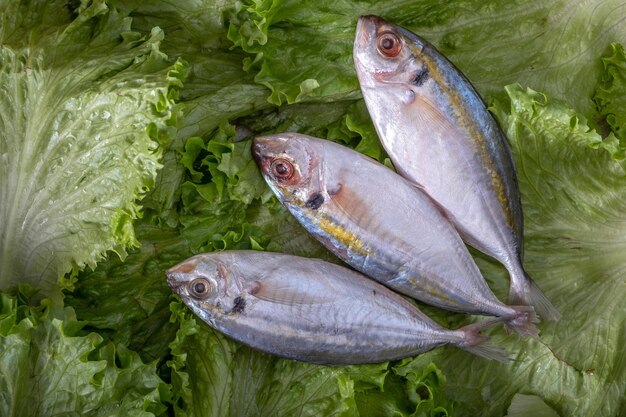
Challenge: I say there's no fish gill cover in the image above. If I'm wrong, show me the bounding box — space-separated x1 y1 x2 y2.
0 0 625 416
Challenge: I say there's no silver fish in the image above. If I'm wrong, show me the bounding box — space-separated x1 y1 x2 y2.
166 250 507 364
353 15 560 321
252 133 537 337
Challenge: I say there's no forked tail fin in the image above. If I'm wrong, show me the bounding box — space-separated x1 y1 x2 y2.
455 320 510 363
509 272 561 322
504 305 540 340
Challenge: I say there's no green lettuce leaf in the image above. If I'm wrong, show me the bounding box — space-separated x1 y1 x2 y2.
593 42 626 147
228 0 626 114
356 361 454 417
0 288 167 417
108 0 272 225
397 84 626 417
177 124 332 258
504 394 560 417
0 0 184 297
65 222 192 362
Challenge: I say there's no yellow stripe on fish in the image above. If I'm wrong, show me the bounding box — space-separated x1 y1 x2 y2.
313 216 370 256
408 43 515 229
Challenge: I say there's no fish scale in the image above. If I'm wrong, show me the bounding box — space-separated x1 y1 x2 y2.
252 133 538 338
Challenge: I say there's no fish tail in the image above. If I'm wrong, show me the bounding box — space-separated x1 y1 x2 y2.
503 305 541 340
455 321 510 363
509 270 561 322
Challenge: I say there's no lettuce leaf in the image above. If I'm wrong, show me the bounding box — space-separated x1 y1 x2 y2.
0 0 184 297
108 0 272 225
65 223 192 362
0 288 167 417
504 394 561 417
228 0 626 114
593 43 626 146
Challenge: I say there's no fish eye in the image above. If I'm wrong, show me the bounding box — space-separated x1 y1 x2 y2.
377 32 402 58
270 158 294 180
189 277 214 300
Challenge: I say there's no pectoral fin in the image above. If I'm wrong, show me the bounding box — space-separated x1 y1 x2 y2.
250 276 338 306
411 93 461 136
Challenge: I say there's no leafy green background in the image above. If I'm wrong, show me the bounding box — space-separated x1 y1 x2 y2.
1 0 625 416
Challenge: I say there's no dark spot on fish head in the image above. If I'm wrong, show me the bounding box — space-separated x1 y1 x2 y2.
411 67 429 87
372 289 377 296
305 192 325 210
232 296 246 314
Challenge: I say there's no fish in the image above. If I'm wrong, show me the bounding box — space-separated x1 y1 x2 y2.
353 15 560 321
166 250 508 365
252 133 538 337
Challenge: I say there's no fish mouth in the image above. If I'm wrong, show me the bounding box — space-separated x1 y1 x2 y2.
165 271 183 291
355 16 373 50
251 136 269 166
165 259 197 291
355 15 389 50
359 15 387 28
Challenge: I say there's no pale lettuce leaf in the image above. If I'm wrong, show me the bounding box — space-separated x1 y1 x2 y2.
504 394 560 417
0 0 184 297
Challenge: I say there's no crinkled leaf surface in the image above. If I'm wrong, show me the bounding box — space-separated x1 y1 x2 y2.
0 289 167 417
228 0 626 114
108 0 271 225
593 43 626 145
65 222 192 362
0 0 183 297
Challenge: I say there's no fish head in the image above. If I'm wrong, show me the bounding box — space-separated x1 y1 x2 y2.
252 133 321 206
354 15 429 96
166 254 243 323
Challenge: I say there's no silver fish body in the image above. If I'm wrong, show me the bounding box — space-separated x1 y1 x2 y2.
166 251 506 364
253 133 537 337
353 15 559 321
